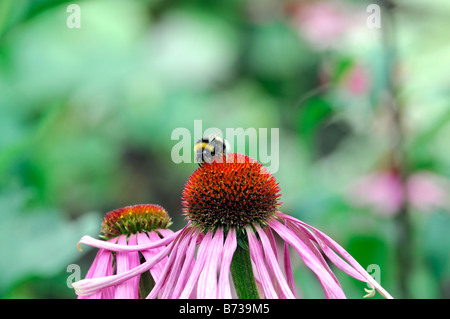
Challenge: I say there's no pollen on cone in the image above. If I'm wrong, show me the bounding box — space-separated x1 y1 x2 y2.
101 204 172 239
182 153 281 230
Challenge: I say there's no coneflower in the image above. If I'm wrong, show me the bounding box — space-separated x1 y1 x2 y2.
74 204 173 298
73 154 393 299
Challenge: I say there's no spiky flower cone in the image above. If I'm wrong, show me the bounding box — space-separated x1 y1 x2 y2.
101 204 172 239
182 153 281 231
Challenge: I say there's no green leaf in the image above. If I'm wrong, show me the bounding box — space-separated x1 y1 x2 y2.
0 189 100 294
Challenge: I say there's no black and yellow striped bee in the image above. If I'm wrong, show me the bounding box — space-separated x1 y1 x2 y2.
194 131 230 166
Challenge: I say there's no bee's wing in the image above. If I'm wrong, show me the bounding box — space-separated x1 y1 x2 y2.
208 129 224 142
223 138 230 151
210 129 231 152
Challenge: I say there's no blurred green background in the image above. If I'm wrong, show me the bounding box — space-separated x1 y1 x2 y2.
1 0 449 299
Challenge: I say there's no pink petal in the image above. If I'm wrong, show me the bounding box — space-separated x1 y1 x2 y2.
77 248 113 299
218 228 237 299
268 218 346 299
137 232 166 283
77 230 180 252
101 254 115 299
255 225 295 298
246 226 278 299
283 241 296 298
277 212 393 299
73 231 181 296
198 228 224 298
179 230 214 299
160 228 196 298
114 234 140 298
281 219 344 288
147 226 193 299
170 230 200 298
158 229 174 237
264 227 278 259
286 219 367 282
262 227 280 293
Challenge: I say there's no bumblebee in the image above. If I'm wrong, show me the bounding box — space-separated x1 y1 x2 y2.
194 131 230 165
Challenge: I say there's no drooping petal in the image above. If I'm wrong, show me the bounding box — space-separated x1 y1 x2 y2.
246 226 278 299
179 230 214 298
197 228 223 298
77 237 119 299
101 252 115 299
77 230 180 252
146 226 192 299
255 225 295 299
277 213 393 299
114 234 140 298
73 237 177 296
170 230 200 299
264 227 278 259
285 218 367 282
283 241 296 298
268 218 346 299
160 228 196 299
158 228 174 237
137 232 166 283
263 227 281 294
77 248 113 299
218 228 237 299
282 218 343 288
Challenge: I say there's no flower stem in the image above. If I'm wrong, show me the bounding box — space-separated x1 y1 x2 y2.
380 0 413 298
230 241 260 299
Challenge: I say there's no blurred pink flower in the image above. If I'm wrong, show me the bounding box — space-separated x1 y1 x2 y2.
407 172 450 213
349 170 450 216
289 1 353 50
344 64 370 95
